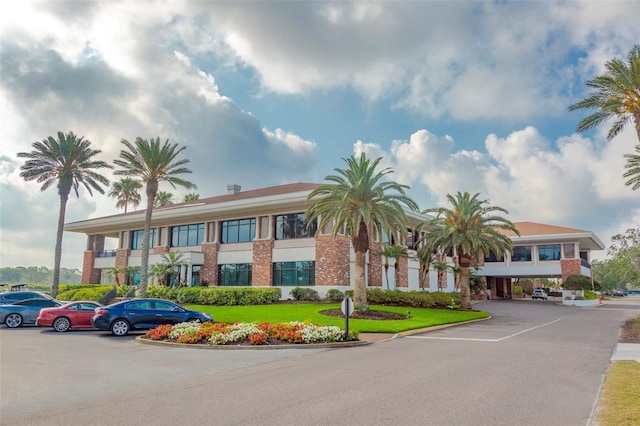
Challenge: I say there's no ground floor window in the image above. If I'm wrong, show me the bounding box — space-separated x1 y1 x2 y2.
218 264 252 286
273 261 315 286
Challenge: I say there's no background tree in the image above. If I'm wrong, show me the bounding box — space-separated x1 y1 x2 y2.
569 44 640 143
109 177 142 213
415 246 434 291
623 144 640 190
380 244 408 290
183 193 200 202
18 131 111 297
421 192 518 309
304 154 418 306
114 137 195 296
154 191 174 207
159 251 185 287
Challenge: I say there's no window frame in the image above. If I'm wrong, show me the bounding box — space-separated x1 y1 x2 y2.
273 261 316 286
275 213 317 240
218 264 252 286
221 218 256 244
170 223 205 247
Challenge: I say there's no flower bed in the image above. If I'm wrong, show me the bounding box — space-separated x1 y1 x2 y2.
143 321 359 346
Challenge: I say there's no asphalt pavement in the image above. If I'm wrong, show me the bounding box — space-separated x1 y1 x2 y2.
1 297 638 426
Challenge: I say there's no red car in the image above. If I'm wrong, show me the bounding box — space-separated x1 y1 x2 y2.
37 301 102 332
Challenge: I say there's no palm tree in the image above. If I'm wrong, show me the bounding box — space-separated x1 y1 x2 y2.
569 44 640 143
154 191 174 207
150 263 171 286
421 191 518 310
304 154 419 306
415 246 434 290
108 177 142 213
17 131 111 297
380 244 408 290
160 251 186 287
104 267 127 286
623 144 640 190
183 193 200 202
114 137 196 296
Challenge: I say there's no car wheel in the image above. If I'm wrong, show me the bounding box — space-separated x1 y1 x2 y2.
5 313 23 328
53 317 71 332
111 319 130 336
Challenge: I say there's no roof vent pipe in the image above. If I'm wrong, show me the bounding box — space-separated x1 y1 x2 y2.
227 184 241 194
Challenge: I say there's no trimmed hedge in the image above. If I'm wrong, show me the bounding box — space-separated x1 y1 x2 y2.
147 285 281 306
360 288 461 309
57 284 113 302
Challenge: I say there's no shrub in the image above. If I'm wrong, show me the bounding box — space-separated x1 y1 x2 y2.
99 287 117 305
165 286 281 306
57 285 113 302
512 285 524 294
584 290 599 300
325 289 345 303
290 287 320 301
564 275 592 290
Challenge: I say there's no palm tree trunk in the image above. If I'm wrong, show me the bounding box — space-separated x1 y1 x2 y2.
52 188 70 298
354 251 367 305
459 256 472 310
139 186 156 296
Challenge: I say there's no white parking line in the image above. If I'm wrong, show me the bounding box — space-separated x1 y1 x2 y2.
405 318 563 342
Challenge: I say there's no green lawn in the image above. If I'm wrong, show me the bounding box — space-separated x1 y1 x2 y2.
185 303 489 333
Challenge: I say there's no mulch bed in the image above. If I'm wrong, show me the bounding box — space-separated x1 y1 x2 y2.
619 318 640 343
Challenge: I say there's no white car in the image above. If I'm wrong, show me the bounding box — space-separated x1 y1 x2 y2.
531 289 548 300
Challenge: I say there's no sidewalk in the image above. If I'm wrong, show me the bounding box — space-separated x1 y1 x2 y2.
611 343 640 362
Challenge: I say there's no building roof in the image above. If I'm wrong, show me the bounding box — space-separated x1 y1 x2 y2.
501 222 589 237
499 222 605 251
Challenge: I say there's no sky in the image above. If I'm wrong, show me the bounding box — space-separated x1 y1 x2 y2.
1 1 639 271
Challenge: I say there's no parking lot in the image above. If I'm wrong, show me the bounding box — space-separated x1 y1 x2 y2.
1 298 639 426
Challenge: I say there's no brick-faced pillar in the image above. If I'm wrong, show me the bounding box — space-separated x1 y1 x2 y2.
201 242 220 286
395 257 408 287
253 239 274 286
561 259 582 284
115 249 130 284
316 235 351 286
81 251 99 284
368 242 382 287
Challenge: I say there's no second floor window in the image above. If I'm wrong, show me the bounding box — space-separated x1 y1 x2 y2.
221 218 256 243
275 213 317 240
171 223 204 247
538 244 561 261
512 246 532 262
484 250 504 262
130 229 157 250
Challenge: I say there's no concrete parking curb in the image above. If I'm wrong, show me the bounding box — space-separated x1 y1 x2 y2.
135 335 372 349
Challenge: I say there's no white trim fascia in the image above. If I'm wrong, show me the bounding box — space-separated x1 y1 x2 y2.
510 232 605 250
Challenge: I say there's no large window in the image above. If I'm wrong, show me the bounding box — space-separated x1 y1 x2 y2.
221 218 256 243
538 244 561 261
273 261 315 286
275 213 317 240
512 246 532 262
130 229 157 250
484 250 504 262
218 264 252 286
171 223 205 247
563 243 575 259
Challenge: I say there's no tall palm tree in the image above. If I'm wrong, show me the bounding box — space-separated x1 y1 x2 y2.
623 144 640 190
380 244 408 290
154 191 174 207
421 192 518 310
108 177 142 213
304 154 419 306
183 193 200 202
569 44 640 143
114 137 196 296
17 131 111 297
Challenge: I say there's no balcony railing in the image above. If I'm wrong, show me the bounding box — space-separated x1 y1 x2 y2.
96 250 117 258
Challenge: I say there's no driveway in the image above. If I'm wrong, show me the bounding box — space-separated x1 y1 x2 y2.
1 299 638 426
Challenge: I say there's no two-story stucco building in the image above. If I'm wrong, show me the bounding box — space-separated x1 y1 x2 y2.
65 183 604 299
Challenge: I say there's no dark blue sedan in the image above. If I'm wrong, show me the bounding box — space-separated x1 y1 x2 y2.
91 298 213 336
